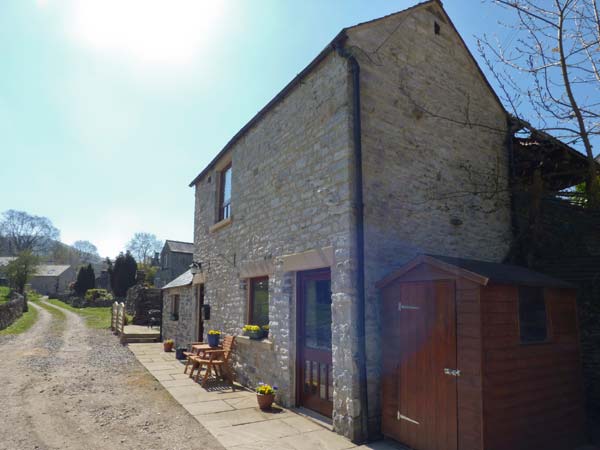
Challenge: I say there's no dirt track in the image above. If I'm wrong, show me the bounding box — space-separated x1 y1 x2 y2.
0 300 223 450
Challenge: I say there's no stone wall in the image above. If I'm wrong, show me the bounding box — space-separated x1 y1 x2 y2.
162 285 196 346
346 3 512 434
126 285 162 325
193 49 361 439
0 292 24 330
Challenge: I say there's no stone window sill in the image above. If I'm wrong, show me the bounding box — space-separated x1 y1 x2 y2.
236 335 273 349
209 217 232 233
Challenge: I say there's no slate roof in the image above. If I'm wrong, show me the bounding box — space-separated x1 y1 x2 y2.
35 265 71 277
0 257 16 267
165 240 194 254
429 255 573 288
162 269 193 290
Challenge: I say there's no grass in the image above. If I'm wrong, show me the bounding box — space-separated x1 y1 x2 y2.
37 301 67 321
46 298 117 329
0 303 39 336
0 286 10 305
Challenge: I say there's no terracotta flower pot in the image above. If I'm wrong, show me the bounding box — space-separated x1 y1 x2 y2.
163 342 174 352
257 393 275 410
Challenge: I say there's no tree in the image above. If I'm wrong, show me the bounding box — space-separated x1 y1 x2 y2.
479 0 600 205
6 251 39 312
74 263 95 296
126 232 162 265
0 210 60 254
72 240 100 263
106 257 114 292
112 251 137 297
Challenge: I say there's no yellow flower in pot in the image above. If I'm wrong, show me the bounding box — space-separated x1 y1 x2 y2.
256 383 277 410
243 324 262 340
207 330 221 347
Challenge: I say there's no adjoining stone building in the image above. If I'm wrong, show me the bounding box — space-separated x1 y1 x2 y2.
183 1 514 443
161 270 200 345
30 265 76 296
154 240 194 288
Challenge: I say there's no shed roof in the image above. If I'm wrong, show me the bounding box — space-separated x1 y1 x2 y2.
35 265 71 277
164 240 194 254
162 269 192 290
376 255 573 289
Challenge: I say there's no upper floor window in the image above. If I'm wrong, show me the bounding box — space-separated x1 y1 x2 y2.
518 286 548 344
219 163 232 221
248 276 269 327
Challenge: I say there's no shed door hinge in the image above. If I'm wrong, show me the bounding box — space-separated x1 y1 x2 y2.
398 302 420 311
397 411 420 425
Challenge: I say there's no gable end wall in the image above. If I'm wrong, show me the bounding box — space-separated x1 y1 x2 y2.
347 3 512 436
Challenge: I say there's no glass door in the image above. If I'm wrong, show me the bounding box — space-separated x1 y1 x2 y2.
297 268 333 417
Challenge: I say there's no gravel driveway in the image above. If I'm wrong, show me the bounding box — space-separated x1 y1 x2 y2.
0 300 224 450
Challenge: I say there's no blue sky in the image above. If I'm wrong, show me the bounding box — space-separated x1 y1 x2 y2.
0 1 527 258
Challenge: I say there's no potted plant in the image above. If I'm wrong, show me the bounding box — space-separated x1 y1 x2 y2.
207 330 221 347
163 339 174 352
261 324 269 338
243 324 263 340
256 383 277 410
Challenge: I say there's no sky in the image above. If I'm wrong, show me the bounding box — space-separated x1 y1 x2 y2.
0 0 551 258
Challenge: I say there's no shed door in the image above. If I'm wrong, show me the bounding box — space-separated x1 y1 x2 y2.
382 280 458 450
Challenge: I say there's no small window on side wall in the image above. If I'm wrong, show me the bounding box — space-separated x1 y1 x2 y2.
218 163 232 221
171 294 180 321
518 286 548 343
249 277 269 327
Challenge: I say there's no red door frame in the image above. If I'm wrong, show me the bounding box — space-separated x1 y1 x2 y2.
295 268 333 417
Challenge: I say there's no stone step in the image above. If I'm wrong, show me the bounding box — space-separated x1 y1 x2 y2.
122 336 160 344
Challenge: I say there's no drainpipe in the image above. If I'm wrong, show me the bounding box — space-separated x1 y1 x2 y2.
335 40 369 444
504 115 520 264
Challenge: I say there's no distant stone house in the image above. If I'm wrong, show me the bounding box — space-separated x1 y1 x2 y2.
177 1 584 445
30 265 76 296
154 240 194 288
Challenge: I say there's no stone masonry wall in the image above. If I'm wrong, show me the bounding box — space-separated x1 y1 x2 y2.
0 292 24 330
347 3 512 435
162 285 196 347
193 51 362 439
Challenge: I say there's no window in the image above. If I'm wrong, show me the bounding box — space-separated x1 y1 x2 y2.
518 286 548 343
170 294 180 321
248 277 269 327
218 163 232 221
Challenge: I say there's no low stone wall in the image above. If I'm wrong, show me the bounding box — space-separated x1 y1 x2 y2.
0 292 25 330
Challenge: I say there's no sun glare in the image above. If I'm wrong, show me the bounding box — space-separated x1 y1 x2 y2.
69 0 226 65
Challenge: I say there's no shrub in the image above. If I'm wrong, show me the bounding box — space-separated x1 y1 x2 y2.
84 289 113 302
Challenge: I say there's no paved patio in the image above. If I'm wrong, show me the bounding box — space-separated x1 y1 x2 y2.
129 343 404 450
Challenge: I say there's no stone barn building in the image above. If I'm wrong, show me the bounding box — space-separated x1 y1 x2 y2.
30 265 75 296
175 1 586 446
155 240 194 288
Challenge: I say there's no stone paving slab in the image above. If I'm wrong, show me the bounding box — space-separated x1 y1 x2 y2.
129 343 405 450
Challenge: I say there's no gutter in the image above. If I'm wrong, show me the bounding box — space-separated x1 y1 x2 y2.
334 40 369 444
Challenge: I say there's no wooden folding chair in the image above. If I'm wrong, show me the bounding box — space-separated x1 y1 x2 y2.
192 335 236 387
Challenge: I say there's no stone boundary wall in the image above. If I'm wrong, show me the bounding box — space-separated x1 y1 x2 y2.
0 292 25 330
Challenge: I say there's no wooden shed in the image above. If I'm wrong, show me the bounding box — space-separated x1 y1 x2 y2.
377 255 586 450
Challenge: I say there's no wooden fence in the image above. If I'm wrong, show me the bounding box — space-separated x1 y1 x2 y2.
111 302 126 336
